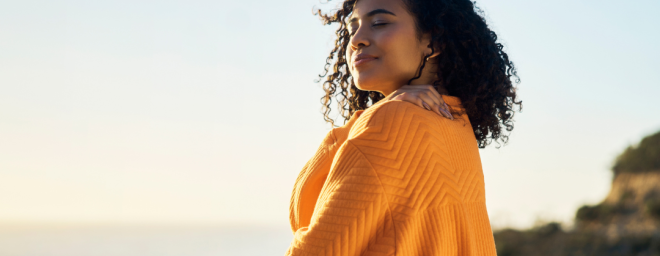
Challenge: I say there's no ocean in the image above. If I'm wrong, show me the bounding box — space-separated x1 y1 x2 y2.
0 225 293 256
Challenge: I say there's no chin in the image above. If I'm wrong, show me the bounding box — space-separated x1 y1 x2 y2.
354 76 388 93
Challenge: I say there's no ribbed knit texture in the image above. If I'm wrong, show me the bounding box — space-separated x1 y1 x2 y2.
287 96 497 256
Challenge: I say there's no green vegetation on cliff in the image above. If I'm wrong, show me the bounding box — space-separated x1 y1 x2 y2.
613 130 660 175
494 129 660 256
494 222 660 256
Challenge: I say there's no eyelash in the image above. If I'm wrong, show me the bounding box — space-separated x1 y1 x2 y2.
349 22 388 36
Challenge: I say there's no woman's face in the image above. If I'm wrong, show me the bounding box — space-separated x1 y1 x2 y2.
346 0 433 96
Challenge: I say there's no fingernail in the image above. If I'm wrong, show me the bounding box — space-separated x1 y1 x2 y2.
442 102 454 120
422 101 431 111
438 107 449 118
439 108 453 120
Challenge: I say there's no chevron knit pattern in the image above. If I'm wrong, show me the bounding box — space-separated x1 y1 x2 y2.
287 96 497 256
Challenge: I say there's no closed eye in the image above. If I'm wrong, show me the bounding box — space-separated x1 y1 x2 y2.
348 22 387 36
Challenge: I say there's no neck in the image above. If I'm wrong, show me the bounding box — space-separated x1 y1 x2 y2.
382 61 448 96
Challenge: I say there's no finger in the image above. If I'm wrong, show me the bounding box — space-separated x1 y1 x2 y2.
420 85 444 106
394 92 420 106
428 86 443 103
402 85 452 120
423 90 442 107
425 87 452 120
441 102 454 120
393 92 428 111
394 87 444 117
418 93 448 118
390 92 405 101
436 94 450 118
403 85 444 106
416 98 450 120
421 101 432 111
420 85 450 116
417 91 439 108
386 90 404 101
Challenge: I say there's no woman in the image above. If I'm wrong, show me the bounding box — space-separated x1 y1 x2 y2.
287 0 521 254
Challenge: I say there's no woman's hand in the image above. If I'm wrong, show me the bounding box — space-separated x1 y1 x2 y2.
384 85 453 120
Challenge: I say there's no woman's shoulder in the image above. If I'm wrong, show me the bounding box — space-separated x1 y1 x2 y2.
346 100 447 143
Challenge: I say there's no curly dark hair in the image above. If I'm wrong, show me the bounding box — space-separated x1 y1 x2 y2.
315 0 522 148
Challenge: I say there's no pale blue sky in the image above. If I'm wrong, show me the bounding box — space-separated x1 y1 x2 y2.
0 0 658 229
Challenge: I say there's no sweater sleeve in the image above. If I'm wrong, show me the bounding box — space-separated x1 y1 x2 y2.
289 111 367 233
286 104 413 256
286 141 395 256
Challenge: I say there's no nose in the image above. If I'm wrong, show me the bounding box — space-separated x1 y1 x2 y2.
349 26 370 51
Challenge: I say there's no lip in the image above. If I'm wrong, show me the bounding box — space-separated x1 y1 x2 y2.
352 53 378 68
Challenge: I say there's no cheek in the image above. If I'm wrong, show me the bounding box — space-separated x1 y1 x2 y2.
347 25 424 91
378 28 423 77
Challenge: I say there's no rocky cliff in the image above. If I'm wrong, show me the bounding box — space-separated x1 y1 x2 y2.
577 172 660 240
494 130 660 256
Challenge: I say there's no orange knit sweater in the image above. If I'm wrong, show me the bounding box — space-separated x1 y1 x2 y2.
287 96 497 256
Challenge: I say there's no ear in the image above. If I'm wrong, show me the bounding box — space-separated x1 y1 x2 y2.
426 42 441 59
421 33 441 59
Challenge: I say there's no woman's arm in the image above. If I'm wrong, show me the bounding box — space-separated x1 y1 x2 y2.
287 141 395 256
289 110 365 232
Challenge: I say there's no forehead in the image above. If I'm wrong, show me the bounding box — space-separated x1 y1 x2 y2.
350 0 405 19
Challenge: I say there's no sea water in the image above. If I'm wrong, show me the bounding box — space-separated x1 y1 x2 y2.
0 225 293 256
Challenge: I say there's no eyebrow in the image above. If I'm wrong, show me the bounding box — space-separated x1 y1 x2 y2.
349 9 396 24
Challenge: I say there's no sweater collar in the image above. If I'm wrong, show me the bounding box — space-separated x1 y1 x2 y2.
333 95 463 143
